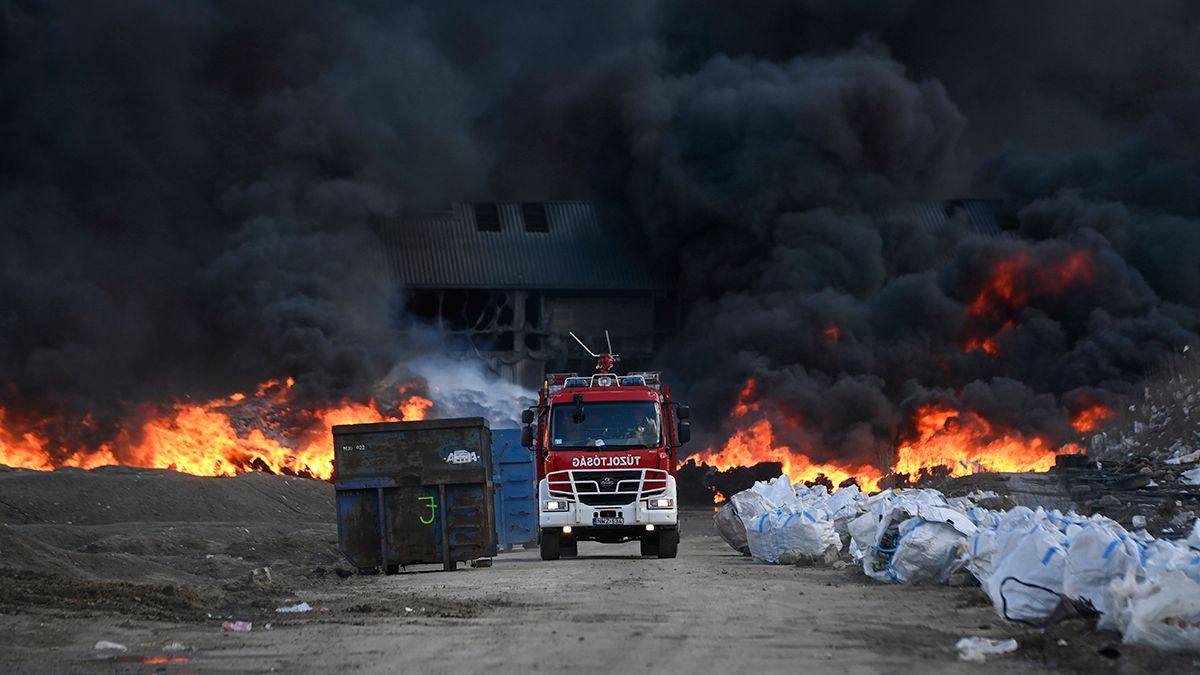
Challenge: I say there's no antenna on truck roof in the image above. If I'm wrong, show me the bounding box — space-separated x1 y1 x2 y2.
569 331 619 374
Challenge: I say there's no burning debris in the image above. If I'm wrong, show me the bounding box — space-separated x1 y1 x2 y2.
0 377 432 478
0 356 537 479
689 377 1089 497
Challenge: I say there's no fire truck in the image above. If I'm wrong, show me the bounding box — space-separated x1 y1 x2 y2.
521 333 691 559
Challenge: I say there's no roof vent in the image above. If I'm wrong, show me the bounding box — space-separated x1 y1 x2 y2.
522 203 549 232
473 203 501 232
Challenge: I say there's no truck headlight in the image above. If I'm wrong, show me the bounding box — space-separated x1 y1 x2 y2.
647 497 673 510
542 500 569 512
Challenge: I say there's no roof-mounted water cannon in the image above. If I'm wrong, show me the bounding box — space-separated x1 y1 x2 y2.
569 330 620 374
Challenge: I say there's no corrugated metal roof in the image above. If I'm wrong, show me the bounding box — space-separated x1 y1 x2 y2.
381 202 668 290
880 199 1013 238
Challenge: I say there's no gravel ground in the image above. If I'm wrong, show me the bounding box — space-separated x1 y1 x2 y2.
0 468 1196 674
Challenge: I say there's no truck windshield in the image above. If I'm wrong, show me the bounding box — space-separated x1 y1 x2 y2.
550 401 662 450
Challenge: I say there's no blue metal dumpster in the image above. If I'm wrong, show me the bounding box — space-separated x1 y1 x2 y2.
333 418 498 573
490 429 537 551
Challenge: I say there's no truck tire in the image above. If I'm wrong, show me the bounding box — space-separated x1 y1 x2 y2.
540 528 561 561
561 535 578 558
657 529 679 559
640 535 659 557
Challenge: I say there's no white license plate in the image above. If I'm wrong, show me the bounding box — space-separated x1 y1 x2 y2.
592 516 624 526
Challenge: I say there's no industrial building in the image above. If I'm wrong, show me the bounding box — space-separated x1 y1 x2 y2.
380 201 677 389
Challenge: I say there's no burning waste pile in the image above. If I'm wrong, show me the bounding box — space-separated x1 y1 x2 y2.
0 358 533 480
715 475 1200 652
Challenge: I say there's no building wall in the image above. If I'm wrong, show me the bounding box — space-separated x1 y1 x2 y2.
404 288 676 390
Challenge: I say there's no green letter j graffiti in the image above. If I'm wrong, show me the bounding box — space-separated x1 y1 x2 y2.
419 495 437 525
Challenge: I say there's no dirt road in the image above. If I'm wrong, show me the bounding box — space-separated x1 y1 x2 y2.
0 468 1192 674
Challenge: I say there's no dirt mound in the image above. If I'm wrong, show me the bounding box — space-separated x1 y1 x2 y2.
0 467 342 586
0 465 334 526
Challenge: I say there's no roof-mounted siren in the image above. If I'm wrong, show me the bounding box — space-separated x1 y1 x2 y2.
569 330 620 374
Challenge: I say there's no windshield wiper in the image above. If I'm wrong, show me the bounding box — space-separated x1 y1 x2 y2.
571 393 586 423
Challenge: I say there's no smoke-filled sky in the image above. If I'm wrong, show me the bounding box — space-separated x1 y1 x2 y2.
2 0 1199 464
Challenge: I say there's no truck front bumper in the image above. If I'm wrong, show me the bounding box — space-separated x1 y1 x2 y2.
538 473 678 529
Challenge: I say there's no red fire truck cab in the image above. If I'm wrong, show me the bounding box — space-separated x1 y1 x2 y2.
521 367 690 560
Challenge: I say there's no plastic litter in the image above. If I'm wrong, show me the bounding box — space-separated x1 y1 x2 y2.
162 642 190 652
275 602 313 613
956 636 1018 662
1165 449 1200 465
221 621 253 632
93 641 127 652
250 566 272 587
1181 467 1200 486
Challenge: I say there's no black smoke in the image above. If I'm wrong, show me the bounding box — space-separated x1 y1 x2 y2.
2 0 1198 467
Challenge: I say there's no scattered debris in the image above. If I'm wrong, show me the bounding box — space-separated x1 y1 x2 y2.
93 641 127 652
275 602 312 613
956 637 1017 662
221 621 252 632
780 545 841 567
162 642 190 652
250 567 272 587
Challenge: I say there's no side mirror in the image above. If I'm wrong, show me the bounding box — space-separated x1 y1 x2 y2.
677 420 691 445
520 409 534 425
677 405 690 420
520 425 534 448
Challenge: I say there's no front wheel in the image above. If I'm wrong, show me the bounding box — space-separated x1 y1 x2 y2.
640 534 659 557
657 528 679 559
540 528 561 561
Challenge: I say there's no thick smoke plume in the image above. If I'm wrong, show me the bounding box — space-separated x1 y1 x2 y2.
2 1 1199 469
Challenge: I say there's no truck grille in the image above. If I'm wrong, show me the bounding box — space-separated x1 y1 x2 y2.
546 468 669 507
579 492 635 506
577 471 640 505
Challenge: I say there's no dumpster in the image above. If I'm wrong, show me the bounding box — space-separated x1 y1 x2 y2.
333 418 498 573
491 429 537 551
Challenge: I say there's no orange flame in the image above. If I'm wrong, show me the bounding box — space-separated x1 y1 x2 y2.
822 325 841 343
1071 403 1115 433
0 379 432 479
698 418 883 492
893 404 1077 478
964 250 1094 355
691 379 1079 494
